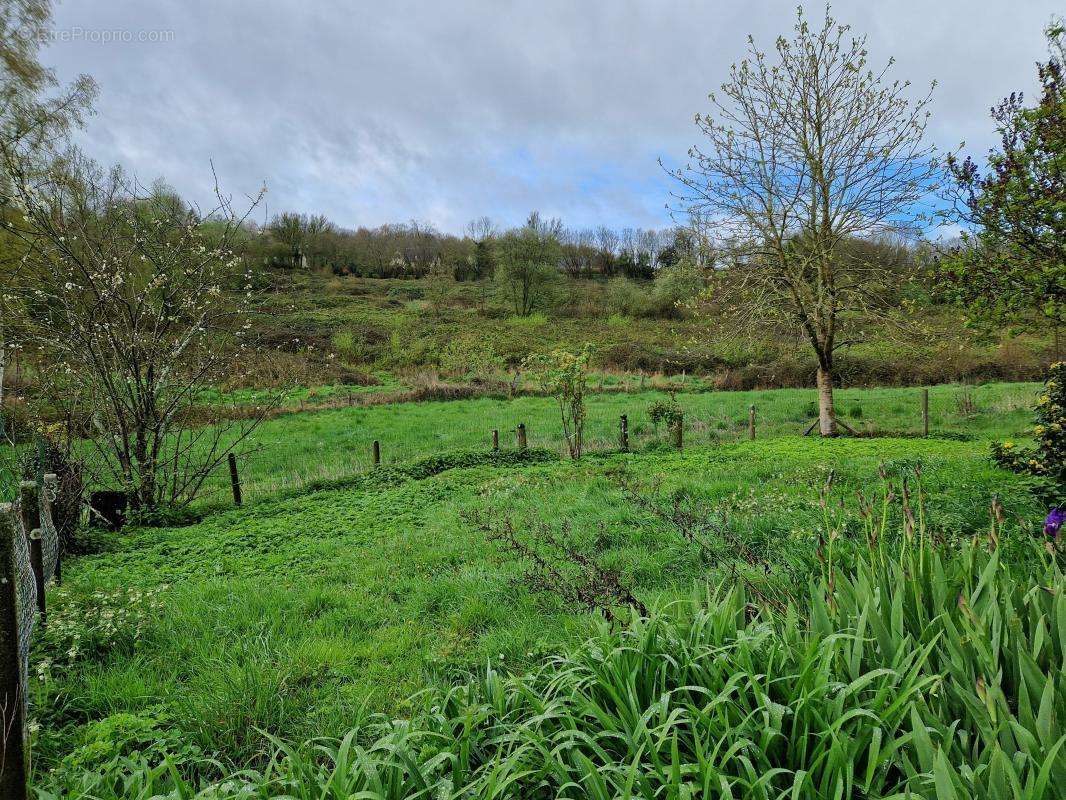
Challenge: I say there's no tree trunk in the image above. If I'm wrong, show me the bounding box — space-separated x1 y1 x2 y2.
816 365 837 437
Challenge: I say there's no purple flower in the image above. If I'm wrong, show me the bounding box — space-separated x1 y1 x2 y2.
1046 508 1066 540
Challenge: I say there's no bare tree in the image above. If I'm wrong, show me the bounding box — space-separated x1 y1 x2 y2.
619 227 636 261
669 7 938 435
466 215 497 242
401 220 445 276
594 226 620 276
525 210 564 241
595 226 619 256
560 227 596 278
639 228 667 269
3 150 272 512
682 214 719 270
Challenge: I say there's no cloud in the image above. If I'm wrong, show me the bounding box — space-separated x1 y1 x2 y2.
43 0 1062 233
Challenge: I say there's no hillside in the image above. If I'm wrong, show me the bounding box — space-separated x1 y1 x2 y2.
237 271 1056 393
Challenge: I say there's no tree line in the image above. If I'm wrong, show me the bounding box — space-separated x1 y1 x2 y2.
245 208 698 281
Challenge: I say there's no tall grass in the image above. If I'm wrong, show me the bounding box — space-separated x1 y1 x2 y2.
41 531 1066 798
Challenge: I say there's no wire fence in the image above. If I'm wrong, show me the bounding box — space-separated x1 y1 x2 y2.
1 472 61 800
0 381 1039 518
203 383 1027 510
203 406 714 507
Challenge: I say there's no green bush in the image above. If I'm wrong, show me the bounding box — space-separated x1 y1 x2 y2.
43 707 203 794
992 361 1065 505
384 284 423 302
649 260 704 317
646 396 683 437
506 312 548 327
438 334 503 380
331 329 363 360
604 277 651 317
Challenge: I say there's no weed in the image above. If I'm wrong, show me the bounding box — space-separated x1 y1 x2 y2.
464 509 648 622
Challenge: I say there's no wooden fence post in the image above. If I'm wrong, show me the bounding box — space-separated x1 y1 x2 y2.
18 482 39 537
619 414 629 451
672 415 683 450
27 532 43 626
373 440 381 467
19 483 43 624
0 504 29 800
42 474 59 586
227 453 243 507
922 388 930 437
516 423 527 451
748 405 756 440
492 429 499 452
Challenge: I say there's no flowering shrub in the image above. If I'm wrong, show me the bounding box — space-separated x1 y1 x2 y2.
32 585 168 685
992 361 1065 505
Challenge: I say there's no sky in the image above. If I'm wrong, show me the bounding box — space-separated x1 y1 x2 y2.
40 0 1063 235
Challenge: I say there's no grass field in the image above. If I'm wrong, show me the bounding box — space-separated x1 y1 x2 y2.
196 380 1040 506
31 423 1048 788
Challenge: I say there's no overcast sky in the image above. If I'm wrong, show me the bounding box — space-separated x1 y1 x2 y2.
42 0 1062 234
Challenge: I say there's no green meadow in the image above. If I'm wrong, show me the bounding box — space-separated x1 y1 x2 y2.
197 380 1040 506
31 422 1048 789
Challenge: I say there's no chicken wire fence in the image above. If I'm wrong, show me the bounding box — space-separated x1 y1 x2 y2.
3 474 59 732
